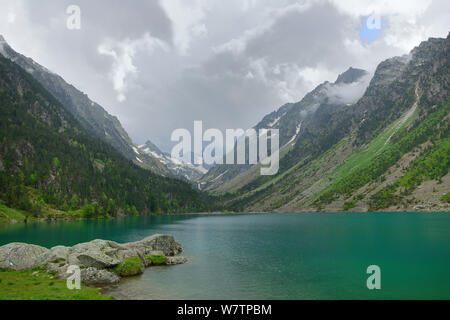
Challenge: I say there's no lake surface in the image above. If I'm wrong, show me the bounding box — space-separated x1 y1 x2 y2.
0 212 449 300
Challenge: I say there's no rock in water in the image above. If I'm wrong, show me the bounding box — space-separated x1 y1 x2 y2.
123 234 183 256
166 256 188 265
0 243 49 270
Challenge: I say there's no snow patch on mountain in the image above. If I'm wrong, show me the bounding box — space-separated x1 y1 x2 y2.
268 116 281 127
139 141 208 181
286 123 302 145
132 146 140 155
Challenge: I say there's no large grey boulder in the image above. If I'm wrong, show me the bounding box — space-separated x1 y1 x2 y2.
68 239 122 267
115 248 141 261
46 262 69 278
0 243 49 270
81 267 120 286
51 246 71 260
77 251 121 268
124 234 182 257
34 245 71 266
166 256 188 265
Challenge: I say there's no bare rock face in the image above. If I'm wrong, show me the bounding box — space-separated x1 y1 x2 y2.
0 243 49 270
81 267 120 286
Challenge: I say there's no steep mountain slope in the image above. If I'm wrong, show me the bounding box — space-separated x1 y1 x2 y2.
214 33 450 212
138 140 207 182
0 54 209 221
201 67 371 192
0 35 204 180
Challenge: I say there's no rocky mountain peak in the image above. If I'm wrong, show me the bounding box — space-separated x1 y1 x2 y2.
335 67 369 84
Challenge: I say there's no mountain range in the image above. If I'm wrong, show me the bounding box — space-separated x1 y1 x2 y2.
0 37 209 221
0 32 448 219
138 140 208 182
206 33 449 213
0 35 205 182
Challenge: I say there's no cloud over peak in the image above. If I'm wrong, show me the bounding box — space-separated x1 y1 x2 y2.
0 0 448 151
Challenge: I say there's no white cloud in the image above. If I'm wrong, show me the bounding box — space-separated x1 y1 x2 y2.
214 1 312 56
325 73 373 105
242 0 257 12
273 65 337 102
98 34 169 102
7 12 16 24
160 0 209 55
330 0 436 51
329 0 432 18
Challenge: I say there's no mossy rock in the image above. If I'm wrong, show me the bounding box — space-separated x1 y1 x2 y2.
145 254 167 266
112 257 143 277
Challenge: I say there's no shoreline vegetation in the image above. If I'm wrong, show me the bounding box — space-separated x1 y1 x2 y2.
1 200 449 225
0 234 187 300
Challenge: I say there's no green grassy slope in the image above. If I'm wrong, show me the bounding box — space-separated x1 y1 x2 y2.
316 99 449 206
0 266 113 300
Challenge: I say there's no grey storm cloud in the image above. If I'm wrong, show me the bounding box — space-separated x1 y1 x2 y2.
1 0 449 151
24 0 173 41
244 2 354 67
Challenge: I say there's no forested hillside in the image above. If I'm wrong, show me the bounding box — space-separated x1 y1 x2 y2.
0 55 209 222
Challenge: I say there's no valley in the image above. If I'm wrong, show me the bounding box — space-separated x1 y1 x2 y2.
0 34 449 222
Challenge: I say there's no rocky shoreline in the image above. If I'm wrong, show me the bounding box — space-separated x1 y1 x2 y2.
0 234 187 287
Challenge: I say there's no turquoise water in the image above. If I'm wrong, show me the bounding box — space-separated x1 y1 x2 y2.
0 212 449 299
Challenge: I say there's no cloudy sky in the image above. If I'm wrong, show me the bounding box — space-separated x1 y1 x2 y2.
1 0 449 151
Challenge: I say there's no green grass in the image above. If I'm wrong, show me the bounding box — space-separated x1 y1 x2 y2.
396 138 450 189
320 106 419 192
0 267 113 300
0 202 95 224
315 100 449 204
0 204 30 222
112 257 142 276
145 254 167 265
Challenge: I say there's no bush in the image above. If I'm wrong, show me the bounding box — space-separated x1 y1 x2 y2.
81 203 96 218
441 192 450 203
343 201 356 211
